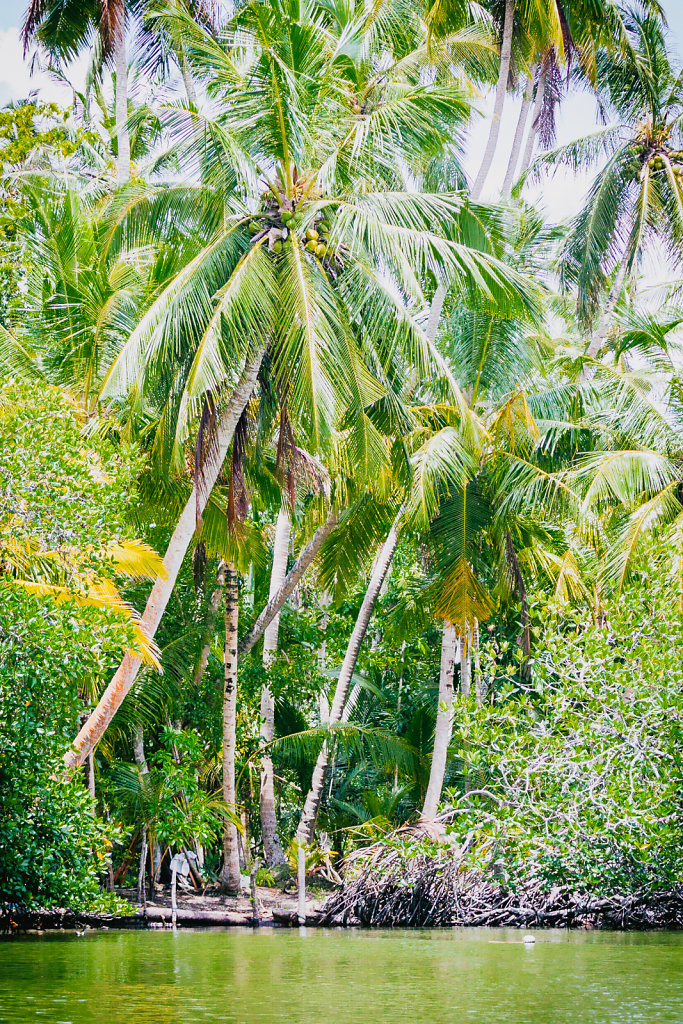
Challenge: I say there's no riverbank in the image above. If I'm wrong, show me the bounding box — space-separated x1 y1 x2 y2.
1 886 327 935
5 875 683 935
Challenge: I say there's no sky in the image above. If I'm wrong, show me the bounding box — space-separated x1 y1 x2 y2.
1 0 683 223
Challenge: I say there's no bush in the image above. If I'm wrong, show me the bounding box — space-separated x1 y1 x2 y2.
0 589 124 910
444 559 683 895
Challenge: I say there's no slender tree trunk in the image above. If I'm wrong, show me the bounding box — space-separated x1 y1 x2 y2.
132 723 162 890
586 259 629 358
471 0 515 201
238 511 339 658
317 589 332 722
137 834 148 910
64 347 265 770
426 283 448 343
114 20 130 184
460 628 471 697
221 565 242 894
473 618 484 705
519 65 546 177
422 622 457 820
259 507 290 867
192 563 226 690
296 516 401 845
133 722 149 773
501 69 535 197
179 52 197 107
87 751 96 804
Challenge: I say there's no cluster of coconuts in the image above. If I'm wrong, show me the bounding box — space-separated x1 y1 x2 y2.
647 149 683 176
248 207 333 261
303 219 332 260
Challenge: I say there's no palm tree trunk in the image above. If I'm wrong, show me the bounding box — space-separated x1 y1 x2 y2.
221 564 242 894
238 511 339 658
471 0 515 201
64 347 265 770
87 751 96 803
460 628 471 697
501 69 535 197
295 515 401 845
179 52 197 107
133 722 149 773
114 20 130 184
422 622 457 820
586 259 629 358
259 507 290 867
473 618 484 705
519 65 546 177
192 563 226 689
426 283 448 343
132 723 162 889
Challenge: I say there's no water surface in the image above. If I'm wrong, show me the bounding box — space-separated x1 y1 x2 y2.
1 926 682 1023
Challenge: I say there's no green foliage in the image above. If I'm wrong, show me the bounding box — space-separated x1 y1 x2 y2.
0 379 145 910
443 557 683 894
0 586 124 911
106 729 230 854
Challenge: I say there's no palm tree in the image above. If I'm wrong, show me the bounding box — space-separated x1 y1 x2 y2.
63 0 537 770
22 0 131 182
528 9 683 356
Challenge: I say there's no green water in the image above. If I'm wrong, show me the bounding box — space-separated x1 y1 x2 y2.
1 927 682 1024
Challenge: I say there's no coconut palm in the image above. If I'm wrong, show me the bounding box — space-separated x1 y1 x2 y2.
528 9 683 355
22 0 132 182
64 0 538 771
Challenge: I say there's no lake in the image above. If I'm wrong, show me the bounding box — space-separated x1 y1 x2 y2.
1 927 682 1023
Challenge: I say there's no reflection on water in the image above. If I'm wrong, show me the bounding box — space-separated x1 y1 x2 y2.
1 926 682 1024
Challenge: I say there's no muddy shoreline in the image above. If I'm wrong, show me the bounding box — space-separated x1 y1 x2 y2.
4 882 683 935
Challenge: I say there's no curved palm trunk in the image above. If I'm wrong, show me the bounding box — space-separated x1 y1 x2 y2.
221 564 242 894
259 507 290 867
238 511 339 658
422 622 458 820
295 516 401 845
501 70 535 197
471 0 515 201
64 347 265 770
519 65 546 177
114 21 130 184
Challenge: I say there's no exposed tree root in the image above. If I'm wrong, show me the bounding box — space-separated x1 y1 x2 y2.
322 830 683 930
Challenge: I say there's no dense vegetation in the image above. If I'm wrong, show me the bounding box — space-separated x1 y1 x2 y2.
1 0 683 917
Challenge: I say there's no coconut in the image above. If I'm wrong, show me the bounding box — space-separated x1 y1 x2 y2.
315 243 326 258
305 239 318 252
272 239 282 253
305 228 319 241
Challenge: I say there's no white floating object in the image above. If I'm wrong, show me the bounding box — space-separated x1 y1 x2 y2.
522 934 536 944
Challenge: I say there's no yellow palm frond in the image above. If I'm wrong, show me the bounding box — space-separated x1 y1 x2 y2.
106 539 167 581
434 556 492 631
488 390 540 453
